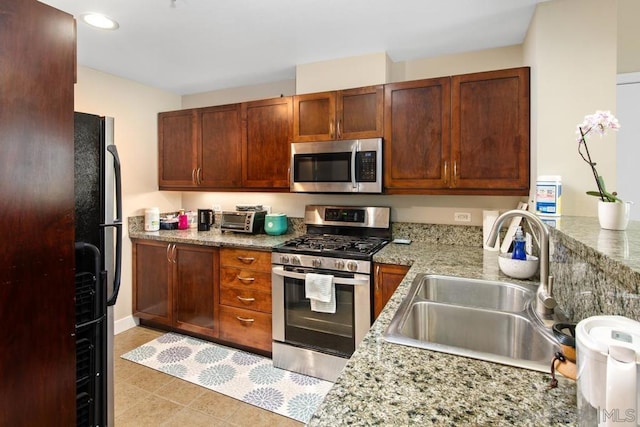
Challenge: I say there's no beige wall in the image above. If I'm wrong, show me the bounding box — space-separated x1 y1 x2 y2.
75 66 182 326
391 45 524 82
618 0 640 73
295 52 392 94
182 79 296 109
524 0 617 217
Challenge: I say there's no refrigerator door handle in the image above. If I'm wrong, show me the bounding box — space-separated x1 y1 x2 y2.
105 144 122 306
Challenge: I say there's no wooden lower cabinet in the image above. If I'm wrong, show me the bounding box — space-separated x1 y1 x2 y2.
133 239 218 338
218 306 272 352
373 263 410 320
133 242 274 353
218 248 273 353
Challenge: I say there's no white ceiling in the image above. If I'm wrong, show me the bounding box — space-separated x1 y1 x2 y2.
40 0 550 95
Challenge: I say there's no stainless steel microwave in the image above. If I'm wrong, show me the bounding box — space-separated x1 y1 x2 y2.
290 138 382 193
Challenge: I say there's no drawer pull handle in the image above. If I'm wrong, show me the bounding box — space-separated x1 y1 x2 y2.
236 296 256 303
236 275 255 283
237 256 255 264
236 316 255 323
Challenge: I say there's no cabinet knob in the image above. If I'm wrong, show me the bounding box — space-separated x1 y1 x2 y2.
236 296 256 303
237 256 255 264
236 316 255 323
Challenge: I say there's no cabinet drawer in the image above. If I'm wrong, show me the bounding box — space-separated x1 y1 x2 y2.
219 287 271 313
218 305 272 353
220 248 271 271
220 267 271 292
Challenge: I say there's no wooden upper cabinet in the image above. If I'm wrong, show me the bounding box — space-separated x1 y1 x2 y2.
451 67 530 192
242 96 292 189
384 77 451 192
158 109 198 188
199 104 243 188
384 67 530 195
293 85 383 141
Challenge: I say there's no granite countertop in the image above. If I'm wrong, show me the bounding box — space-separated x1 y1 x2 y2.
308 216 640 426
129 215 640 425
308 243 577 426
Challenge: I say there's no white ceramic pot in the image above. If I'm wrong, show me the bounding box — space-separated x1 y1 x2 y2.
598 201 631 231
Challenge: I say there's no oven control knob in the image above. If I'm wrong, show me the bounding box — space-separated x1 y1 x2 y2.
312 258 322 268
280 255 290 264
334 260 345 270
346 261 358 272
291 256 301 265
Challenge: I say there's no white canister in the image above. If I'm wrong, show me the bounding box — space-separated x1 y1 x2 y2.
144 208 160 231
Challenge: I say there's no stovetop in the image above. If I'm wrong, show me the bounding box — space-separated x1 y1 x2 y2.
274 233 389 260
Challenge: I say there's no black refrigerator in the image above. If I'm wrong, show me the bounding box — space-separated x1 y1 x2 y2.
74 112 122 427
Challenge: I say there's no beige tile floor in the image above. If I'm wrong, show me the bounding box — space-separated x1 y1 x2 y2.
114 326 304 427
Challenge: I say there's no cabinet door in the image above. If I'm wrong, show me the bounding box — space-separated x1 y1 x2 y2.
1 1 76 424
338 85 383 139
373 263 410 320
292 91 336 141
158 109 198 189
384 78 451 192
133 240 173 326
451 67 530 193
218 305 272 354
199 104 242 188
242 97 292 189
174 245 218 337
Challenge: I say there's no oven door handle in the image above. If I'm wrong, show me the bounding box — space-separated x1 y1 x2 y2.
272 265 368 286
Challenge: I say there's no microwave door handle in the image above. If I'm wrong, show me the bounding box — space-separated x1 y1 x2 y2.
351 144 357 189
272 266 368 286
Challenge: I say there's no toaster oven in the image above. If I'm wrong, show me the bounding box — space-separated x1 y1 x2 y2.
220 210 266 234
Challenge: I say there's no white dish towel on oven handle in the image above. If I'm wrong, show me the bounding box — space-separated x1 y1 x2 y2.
305 273 336 314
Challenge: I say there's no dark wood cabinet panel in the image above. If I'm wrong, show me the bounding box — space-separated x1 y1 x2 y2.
451 67 530 192
373 263 410 320
199 104 242 188
218 248 272 353
133 240 173 326
133 240 218 337
242 97 292 189
293 92 335 141
218 305 272 353
293 85 383 141
0 1 76 424
174 245 218 337
384 68 529 195
338 85 384 139
158 109 198 188
384 78 451 191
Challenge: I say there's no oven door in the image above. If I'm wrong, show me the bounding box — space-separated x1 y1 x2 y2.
272 265 371 358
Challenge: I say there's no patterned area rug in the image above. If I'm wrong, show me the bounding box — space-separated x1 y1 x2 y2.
121 332 333 423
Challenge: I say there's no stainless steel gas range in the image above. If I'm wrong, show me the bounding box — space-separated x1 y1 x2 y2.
271 205 391 382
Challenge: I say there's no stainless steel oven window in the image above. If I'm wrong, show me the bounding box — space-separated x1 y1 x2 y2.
283 276 355 357
272 266 371 357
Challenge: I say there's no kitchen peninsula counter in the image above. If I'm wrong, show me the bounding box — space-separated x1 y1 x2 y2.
309 217 640 425
309 243 578 425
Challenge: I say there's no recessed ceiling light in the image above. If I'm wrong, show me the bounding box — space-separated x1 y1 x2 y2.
81 13 119 30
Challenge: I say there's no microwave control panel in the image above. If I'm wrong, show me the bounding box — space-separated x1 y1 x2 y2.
355 151 377 182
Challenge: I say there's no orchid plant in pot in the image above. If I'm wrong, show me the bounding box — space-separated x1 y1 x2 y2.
576 110 630 230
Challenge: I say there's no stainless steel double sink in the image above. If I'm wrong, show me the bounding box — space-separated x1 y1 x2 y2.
384 274 560 372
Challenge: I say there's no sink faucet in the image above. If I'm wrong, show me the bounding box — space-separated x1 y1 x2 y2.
486 210 557 321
